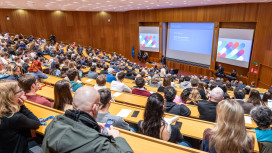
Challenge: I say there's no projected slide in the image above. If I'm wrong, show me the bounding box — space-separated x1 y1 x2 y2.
139 33 159 48
166 23 214 66
139 26 160 52
216 28 254 68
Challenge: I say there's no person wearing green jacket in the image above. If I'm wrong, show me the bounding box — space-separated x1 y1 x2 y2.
42 86 133 153
67 68 83 92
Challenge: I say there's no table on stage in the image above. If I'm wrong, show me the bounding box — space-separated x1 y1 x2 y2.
145 62 164 69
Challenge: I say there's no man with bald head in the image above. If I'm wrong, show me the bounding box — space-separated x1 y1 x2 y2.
197 87 224 122
42 86 133 153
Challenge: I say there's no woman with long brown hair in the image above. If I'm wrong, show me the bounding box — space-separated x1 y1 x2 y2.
246 89 264 106
202 99 254 153
0 80 40 152
53 80 73 111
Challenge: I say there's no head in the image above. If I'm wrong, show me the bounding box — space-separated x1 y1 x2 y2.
108 68 114 74
209 87 224 102
18 74 38 93
103 64 109 71
142 93 165 139
90 65 96 72
234 87 245 99
262 92 272 102
135 77 145 88
117 72 126 82
0 80 23 117
151 74 160 84
164 86 177 102
190 79 199 88
162 77 171 87
96 74 107 86
53 80 73 111
184 76 190 82
98 88 112 109
189 89 201 104
211 99 254 153
251 106 272 129
73 86 101 119
244 86 251 95
180 89 191 102
247 89 263 106
4 63 21 77
67 68 79 82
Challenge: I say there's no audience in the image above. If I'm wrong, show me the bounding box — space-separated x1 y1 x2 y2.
198 87 224 122
0 62 21 80
97 88 130 131
106 68 117 83
149 74 162 87
251 106 272 143
157 77 171 92
41 86 133 152
53 80 73 111
234 87 254 114
0 80 40 153
18 74 52 107
132 77 151 97
179 89 191 104
184 79 207 100
201 99 254 152
111 72 131 93
87 65 99 79
138 93 185 144
179 76 191 89
262 92 272 105
100 64 109 75
50 62 61 77
67 68 83 92
164 86 191 116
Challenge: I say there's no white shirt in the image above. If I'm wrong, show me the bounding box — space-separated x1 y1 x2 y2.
0 57 8 65
94 84 108 91
110 81 132 93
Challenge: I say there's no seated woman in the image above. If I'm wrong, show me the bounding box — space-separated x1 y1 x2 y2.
262 92 272 106
0 62 21 80
0 80 40 152
28 60 48 81
132 77 151 97
246 89 264 106
201 99 254 153
53 80 73 111
50 62 61 77
138 93 185 144
250 106 272 142
187 88 201 105
149 74 162 88
157 77 171 92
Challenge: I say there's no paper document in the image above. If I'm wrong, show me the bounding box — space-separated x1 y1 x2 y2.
86 79 93 82
163 116 180 124
268 99 272 109
113 92 122 97
244 116 252 124
116 109 132 118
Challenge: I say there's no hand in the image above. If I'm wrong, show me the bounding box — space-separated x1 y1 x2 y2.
106 125 120 138
18 94 27 106
98 123 105 133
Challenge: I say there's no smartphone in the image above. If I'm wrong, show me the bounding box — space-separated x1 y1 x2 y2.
268 99 272 109
260 93 264 99
175 121 183 130
102 119 115 134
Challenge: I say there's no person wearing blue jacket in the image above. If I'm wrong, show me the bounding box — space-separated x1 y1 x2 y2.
0 63 21 81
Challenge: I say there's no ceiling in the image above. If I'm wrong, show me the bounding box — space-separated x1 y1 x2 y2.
0 0 271 12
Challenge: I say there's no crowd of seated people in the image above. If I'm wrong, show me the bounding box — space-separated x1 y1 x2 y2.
1 32 272 152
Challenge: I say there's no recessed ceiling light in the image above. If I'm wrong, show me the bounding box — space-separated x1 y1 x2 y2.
73 2 78 3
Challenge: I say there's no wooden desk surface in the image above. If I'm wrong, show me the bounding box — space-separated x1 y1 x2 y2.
42 75 63 85
24 101 203 153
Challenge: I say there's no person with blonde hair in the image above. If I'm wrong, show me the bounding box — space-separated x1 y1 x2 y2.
201 99 254 153
187 88 202 105
0 80 40 152
149 74 162 87
0 62 21 80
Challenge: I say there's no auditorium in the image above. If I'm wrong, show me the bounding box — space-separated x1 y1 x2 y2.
0 0 272 152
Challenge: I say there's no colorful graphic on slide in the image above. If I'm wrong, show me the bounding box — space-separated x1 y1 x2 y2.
217 38 252 62
139 33 159 48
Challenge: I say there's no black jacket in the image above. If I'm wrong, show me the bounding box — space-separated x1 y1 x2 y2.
0 105 40 153
198 100 218 122
100 70 108 75
165 101 191 117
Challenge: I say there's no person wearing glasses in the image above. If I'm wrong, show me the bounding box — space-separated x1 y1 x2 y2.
0 62 21 80
53 80 73 111
42 86 133 152
0 80 40 153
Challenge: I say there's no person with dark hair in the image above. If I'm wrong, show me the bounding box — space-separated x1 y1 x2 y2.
226 81 233 91
244 86 251 95
158 77 171 92
246 89 264 106
225 69 237 81
67 68 83 92
251 106 272 143
60 66 69 78
262 92 272 105
87 65 99 79
137 50 142 62
138 93 185 144
132 77 151 97
214 64 224 77
18 74 51 107
97 88 130 131
183 79 207 100
125 70 135 80
76 64 84 78
164 86 191 116
110 72 131 93
234 87 254 114
100 64 109 75
53 80 73 111
50 62 61 77
179 76 191 89
179 89 191 104
268 87 272 95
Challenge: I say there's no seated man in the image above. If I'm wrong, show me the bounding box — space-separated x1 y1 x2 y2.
87 65 99 79
183 79 207 100
97 88 130 131
132 77 151 97
234 87 254 114
179 76 191 89
106 68 117 83
42 86 133 152
100 64 109 75
198 87 224 122
111 72 131 93
164 86 191 117
67 68 83 92
18 74 52 107
94 74 108 91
